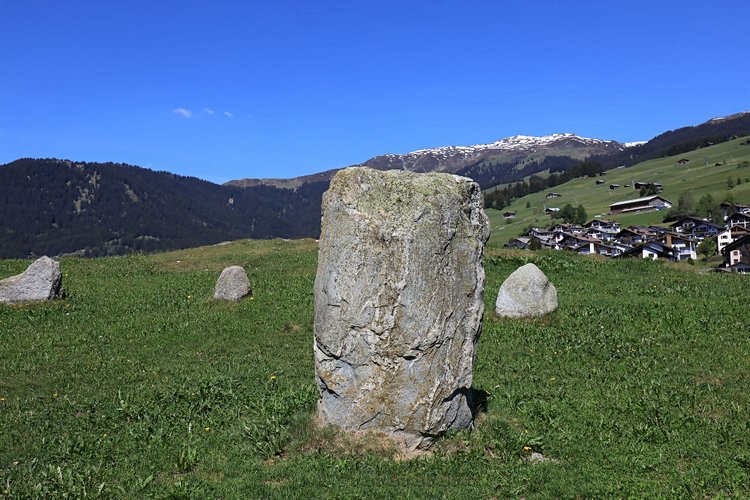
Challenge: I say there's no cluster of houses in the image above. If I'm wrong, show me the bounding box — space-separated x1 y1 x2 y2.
506 201 750 273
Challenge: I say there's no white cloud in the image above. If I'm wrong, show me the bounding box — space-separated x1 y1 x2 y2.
173 108 192 118
203 107 215 115
224 111 233 118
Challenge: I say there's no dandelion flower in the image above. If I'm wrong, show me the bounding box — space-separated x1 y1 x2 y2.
523 446 532 452
204 427 211 432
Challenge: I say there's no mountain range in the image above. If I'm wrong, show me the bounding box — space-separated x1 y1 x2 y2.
2 111 750 258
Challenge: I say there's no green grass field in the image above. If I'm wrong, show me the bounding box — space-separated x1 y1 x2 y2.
487 136 750 245
2 240 749 497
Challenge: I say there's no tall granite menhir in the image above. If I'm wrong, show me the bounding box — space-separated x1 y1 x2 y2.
313 167 489 450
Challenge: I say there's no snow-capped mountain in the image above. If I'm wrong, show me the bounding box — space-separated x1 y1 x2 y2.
227 133 625 190
361 133 624 175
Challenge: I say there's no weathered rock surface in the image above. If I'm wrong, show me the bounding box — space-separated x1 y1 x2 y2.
494 263 557 318
313 166 489 450
0 256 63 304
214 265 251 301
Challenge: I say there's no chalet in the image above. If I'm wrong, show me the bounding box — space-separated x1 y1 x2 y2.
609 184 620 190
721 202 750 220
596 179 605 185
574 241 622 257
729 262 750 274
717 225 750 252
677 158 690 165
546 192 561 199
669 217 724 237
726 212 750 229
503 211 517 218
557 232 595 250
722 234 750 269
529 228 553 240
609 195 672 215
614 227 654 246
646 225 668 237
545 207 560 216
505 237 531 249
663 232 697 261
620 241 676 261
585 219 620 233
551 223 584 234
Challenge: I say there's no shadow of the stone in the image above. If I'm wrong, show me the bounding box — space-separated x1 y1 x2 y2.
471 387 489 417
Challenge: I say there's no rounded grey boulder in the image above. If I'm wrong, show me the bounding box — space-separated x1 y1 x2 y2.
314 167 490 450
495 263 557 318
214 265 251 301
0 256 63 304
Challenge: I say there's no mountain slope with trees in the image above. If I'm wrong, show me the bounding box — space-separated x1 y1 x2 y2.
0 159 326 258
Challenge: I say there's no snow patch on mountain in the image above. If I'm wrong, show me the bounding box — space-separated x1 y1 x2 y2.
385 133 622 160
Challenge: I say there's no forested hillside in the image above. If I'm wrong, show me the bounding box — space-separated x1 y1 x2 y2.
0 159 325 258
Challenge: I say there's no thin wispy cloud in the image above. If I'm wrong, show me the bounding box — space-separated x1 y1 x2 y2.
173 108 192 118
202 107 215 115
224 111 233 118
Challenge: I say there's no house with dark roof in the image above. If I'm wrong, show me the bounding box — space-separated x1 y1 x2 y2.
726 212 750 229
718 225 750 253
620 241 676 261
663 232 697 261
614 226 658 246
722 234 750 270
720 202 750 220
669 217 724 238
609 195 672 215
574 240 622 257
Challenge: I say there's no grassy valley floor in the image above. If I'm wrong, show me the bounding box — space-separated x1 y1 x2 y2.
1 239 749 497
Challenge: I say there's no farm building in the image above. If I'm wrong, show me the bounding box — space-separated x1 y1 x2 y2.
609 195 672 215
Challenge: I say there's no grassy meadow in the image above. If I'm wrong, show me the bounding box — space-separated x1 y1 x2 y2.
1 239 749 497
487 136 750 245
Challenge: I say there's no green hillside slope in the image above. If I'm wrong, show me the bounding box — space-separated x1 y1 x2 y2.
486 136 750 245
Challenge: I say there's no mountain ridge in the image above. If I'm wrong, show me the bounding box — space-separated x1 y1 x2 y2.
4 110 750 258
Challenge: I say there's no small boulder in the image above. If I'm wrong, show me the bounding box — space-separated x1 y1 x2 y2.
0 256 64 304
214 265 251 301
495 263 557 318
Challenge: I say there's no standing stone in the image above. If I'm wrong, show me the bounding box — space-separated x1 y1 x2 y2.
313 167 489 450
0 256 63 304
214 265 251 301
494 263 557 318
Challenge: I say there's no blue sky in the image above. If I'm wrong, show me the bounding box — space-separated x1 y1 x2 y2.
1 1 748 184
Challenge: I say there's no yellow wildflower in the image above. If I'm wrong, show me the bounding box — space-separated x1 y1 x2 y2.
204 427 211 432
523 446 532 452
